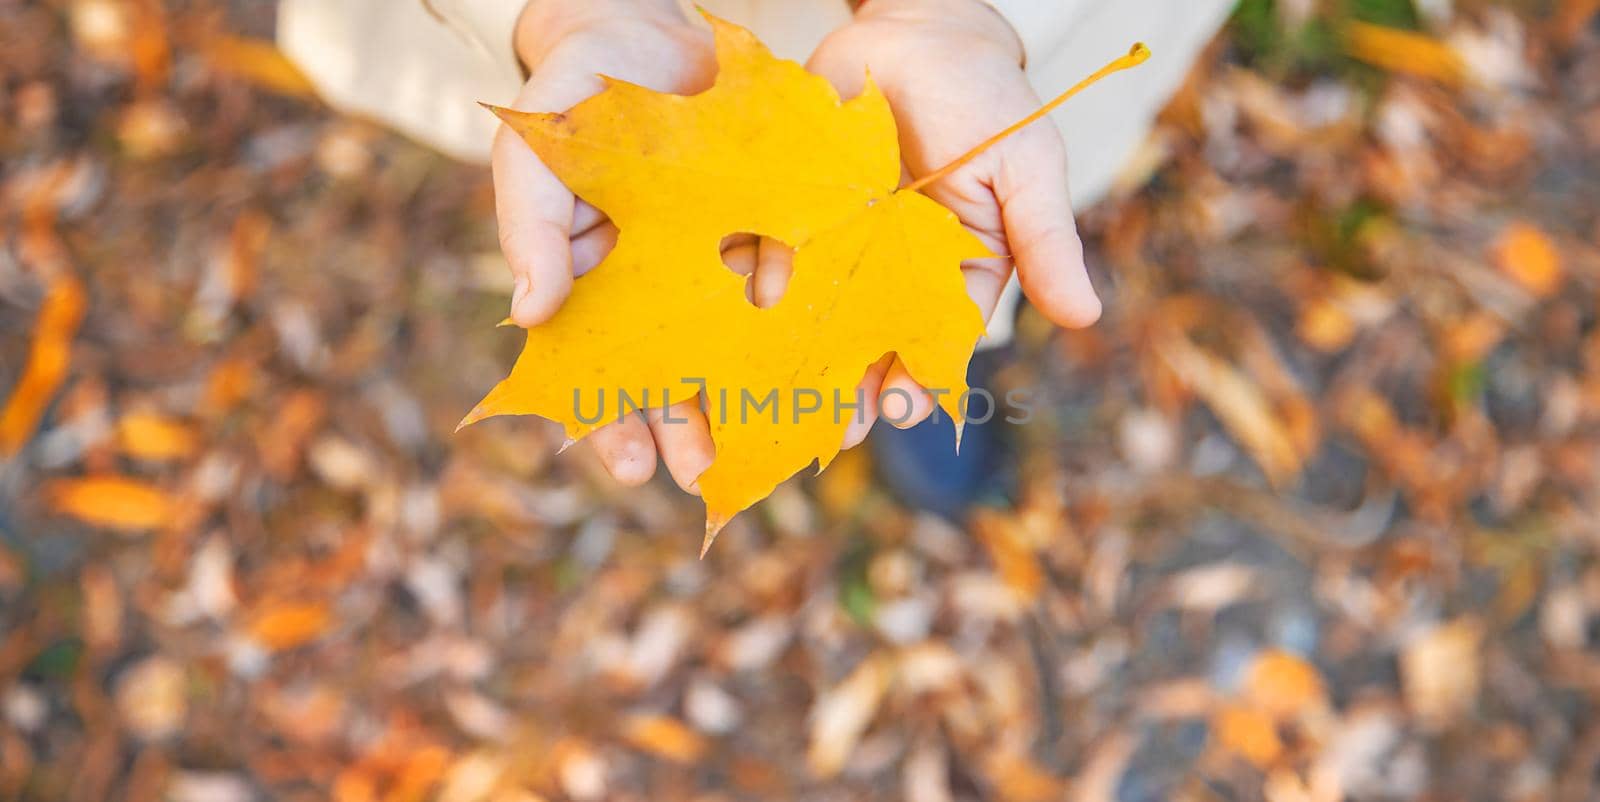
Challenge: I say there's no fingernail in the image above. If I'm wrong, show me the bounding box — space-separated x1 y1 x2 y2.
511 276 530 317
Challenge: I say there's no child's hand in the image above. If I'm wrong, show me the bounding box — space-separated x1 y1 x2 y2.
494 0 719 490
805 0 1101 444
495 0 1099 493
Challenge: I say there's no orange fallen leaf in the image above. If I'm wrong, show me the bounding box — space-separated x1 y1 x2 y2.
462 14 1149 550
619 714 707 764
1492 221 1562 298
201 354 258 416
1345 21 1466 86
0 275 86 456
974 509 1045 603
1212 703 1283 768
260 389 327 479
983 750 1064 802
116 411 198 462
248 600 333 651
44 476 175 533
1243 649 1326 719
203 35 318 99
1296 296 1356 352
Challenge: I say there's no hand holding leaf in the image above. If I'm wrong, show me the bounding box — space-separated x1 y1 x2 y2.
474 7 1146 550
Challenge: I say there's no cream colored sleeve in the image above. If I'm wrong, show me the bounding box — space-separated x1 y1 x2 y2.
984 0 1236 207
277 0 527 162
279 0 1232 205
275 0 851 164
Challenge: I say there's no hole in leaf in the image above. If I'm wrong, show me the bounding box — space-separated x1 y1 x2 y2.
719 232 795 309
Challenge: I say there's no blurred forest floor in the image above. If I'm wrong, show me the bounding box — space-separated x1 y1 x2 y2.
4 1 1600 800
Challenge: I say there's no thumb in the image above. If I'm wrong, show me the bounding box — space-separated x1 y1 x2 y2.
994 130 1101 329
492 72 611 327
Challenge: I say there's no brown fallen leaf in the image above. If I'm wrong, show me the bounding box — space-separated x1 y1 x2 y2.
1157 333 1304 485
807 653 892 778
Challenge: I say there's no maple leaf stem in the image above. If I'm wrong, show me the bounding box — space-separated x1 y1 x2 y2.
904 43 1151 194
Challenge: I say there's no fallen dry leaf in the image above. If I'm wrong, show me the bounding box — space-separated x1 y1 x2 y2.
1212 702 1284 768
1345 21 1467 86
618 714 707 764
202 35 317 99
0 275 86 456
807 652 892 778
1492 221 1562 297
1244 649 1327 719
116 411 198 461
1401 618 1482 728
44 476 176 533
248 600 333 652
1157 332 1304 484
115 656 187 740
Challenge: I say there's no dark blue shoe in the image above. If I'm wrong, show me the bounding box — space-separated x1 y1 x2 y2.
868 350 1014 520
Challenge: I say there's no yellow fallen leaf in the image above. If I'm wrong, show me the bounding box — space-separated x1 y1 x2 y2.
116 411 198 461
45 476 175 533
462 14 1147 550
619 714 707 764
1492 221 1562 298
1345 21 1466 85
0 275 86 456
248 600 333 651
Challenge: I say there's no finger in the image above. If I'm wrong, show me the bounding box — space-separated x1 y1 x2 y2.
573 201 606 238
960 251 1011 322
995 131 1100 328
645 398 716 495
878 359 934 429
585 413 657 487
571 222 618 277
493 96 577 327
721 233 758 277
493 70 620 328
841 354 895 450
750 236 794 309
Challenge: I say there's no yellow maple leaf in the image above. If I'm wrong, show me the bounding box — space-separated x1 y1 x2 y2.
463 14 1145 550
